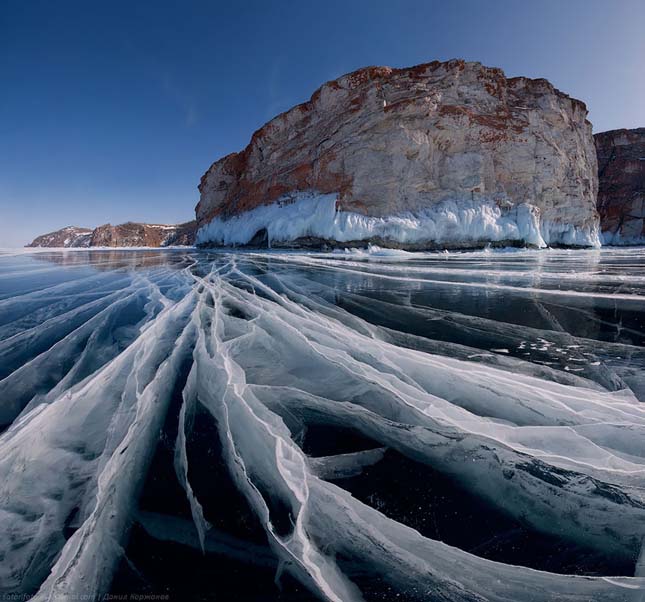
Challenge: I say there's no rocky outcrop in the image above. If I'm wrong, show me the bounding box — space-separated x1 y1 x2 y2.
27 221 196 248
89 221 197 247
26 226 93 248
595 128 645 245
196 59 600 249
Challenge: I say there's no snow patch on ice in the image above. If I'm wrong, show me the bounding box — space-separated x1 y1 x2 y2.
332 244 413 257
196 193 601 249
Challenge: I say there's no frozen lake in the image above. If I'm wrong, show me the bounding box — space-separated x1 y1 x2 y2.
1 246 645 601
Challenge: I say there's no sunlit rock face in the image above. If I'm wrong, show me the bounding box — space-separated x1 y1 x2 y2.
27 221 197 247
197 59 600 248
89 221 197 247
26 226 93 248
595 128 645 245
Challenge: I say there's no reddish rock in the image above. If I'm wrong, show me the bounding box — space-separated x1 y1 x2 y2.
89 221 196 247
595 128 645 244
27 221 197 248
196 59 599 248
26 226 93 248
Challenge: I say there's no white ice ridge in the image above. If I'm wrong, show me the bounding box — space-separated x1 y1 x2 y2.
196 192 602 248
1 249 645 601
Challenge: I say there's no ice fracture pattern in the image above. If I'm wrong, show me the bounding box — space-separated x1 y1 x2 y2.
1 246 645 601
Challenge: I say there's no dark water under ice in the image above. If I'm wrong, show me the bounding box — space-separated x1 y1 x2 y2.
1 246 645 602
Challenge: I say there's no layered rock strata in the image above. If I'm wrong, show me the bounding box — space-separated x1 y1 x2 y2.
196 59 600 249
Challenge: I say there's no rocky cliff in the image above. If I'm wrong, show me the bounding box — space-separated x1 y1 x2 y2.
26 226 94 248
595 128 645 245
88 221 197 247
26 221 196 248
196 59 600 249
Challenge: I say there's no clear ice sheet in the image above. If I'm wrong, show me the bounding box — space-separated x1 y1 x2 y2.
0 247 645 601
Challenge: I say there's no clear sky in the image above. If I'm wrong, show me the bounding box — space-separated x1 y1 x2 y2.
1 0 643 247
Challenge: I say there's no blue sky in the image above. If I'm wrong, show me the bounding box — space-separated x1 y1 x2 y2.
1 0 643 247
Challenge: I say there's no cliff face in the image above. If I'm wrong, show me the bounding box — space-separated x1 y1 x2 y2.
27 221 196 248
89 221 197 247
595 128 645 245
196 59 600 249
26 226 93 248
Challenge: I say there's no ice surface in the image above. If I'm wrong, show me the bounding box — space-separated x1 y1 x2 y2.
603 231 645 246
0 247 644 601
196 193 602 248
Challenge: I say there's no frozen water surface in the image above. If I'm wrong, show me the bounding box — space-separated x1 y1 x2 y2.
1 246 645 601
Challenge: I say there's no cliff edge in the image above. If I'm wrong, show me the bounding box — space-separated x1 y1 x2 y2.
26 221 196 248
595 128 645 245
196 59 600 249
